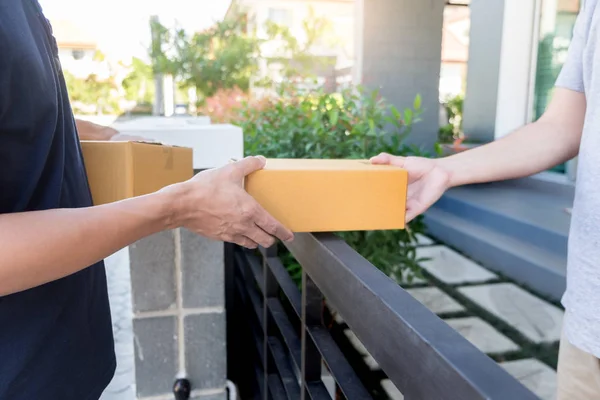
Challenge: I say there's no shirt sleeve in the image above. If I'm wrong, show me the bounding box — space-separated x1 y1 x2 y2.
555 0 596 93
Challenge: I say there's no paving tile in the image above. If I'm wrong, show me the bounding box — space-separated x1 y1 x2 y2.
459 283 563 343
406 287 465 314
417 246 497 285
321 366 336 399
390 268 426 286
501 359 557 400
364 354 380 371
415 234 434 246
344 329 368 356
445 317 520 354
191 391 227 400
381 379 404 400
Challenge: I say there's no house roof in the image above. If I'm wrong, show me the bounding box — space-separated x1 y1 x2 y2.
50 19 97 50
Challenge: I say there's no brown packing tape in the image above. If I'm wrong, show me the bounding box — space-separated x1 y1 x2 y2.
163 147 174 170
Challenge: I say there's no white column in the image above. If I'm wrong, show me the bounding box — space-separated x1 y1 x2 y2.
494 0 538 139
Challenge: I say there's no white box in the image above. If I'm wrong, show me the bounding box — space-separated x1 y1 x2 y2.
112 118 243 170
111 116 211 130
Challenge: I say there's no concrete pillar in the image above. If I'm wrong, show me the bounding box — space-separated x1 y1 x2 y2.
462 0 505 142
463 0 537 141
129 230 227 400
356 0 444 150
122 120 243 400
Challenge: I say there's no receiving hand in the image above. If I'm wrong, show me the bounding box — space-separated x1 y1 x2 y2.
370 153 452 222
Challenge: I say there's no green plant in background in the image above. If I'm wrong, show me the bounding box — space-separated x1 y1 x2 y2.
149 15 261 103
439 94 464 143
261 7 338 83
122 57 155 105
237 84 428 283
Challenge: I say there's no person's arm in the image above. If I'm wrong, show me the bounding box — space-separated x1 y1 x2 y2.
0 156 293 297
371 88 586 222
372 0 591 223
440 88 586 187
75 119 146 142
75 119 119 141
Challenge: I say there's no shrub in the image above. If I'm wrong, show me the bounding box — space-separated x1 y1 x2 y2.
439 94 464 143
237 84 428 283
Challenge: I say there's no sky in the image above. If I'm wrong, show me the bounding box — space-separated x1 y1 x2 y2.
39 0 233 61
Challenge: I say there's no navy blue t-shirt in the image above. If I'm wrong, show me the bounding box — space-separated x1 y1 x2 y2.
0 1 116 399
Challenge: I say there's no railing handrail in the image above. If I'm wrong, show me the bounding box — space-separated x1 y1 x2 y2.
226 232 538 399
285 233 536 400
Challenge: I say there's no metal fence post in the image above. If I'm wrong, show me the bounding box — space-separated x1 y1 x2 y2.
301 271 323 400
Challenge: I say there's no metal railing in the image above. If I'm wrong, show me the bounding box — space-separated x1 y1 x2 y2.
225 233 538 399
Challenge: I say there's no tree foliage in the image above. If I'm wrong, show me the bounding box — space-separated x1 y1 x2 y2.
150 15 260 100
122 57 155 104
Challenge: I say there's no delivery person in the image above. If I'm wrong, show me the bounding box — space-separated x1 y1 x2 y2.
0 1 293 399
372 0 600 398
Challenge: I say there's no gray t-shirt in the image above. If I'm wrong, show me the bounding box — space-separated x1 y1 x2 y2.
556 0 600 358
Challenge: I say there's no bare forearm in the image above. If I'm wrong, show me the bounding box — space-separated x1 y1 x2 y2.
440 120 577 186
75 119 117 141
439 88 585 187
0 190 175 296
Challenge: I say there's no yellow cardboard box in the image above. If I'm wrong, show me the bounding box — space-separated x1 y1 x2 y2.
81 141 193 205
245 159 408 232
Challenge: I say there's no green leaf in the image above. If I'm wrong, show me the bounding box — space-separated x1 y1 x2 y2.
404 109 413 126
329 109 339 126
413 94 422 110
390 105 402 121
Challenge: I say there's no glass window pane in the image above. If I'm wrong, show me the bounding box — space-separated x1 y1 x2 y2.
533 0 580 174
533 0 580 121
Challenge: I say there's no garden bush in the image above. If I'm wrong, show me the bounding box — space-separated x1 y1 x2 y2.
236 84 428 283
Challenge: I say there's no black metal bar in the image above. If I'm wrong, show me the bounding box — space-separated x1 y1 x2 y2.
268 337 301 399
267 298 302 369
267 374 288 400
263 246 280 400
285 233 537 400
224 242 236 380
309 326 370 399
236 250 265 293
301 272 323 400
304 381 331 400
264 256 302 316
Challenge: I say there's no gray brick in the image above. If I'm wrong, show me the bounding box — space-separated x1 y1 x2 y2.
191 391 227 400
181 229 224 308
129 231 176 313
133 316 178 398
184 313 227 389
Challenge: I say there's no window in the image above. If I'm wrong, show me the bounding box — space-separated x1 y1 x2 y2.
532 0 580 173
72 49 85 60
268 8 292 27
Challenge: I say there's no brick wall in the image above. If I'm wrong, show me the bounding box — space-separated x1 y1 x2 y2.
129 229 227 400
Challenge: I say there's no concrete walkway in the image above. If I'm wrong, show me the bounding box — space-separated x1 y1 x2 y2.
100 248 136 400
